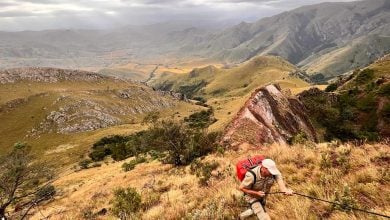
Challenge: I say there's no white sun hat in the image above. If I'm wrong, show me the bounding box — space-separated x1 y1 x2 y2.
262 159 281 175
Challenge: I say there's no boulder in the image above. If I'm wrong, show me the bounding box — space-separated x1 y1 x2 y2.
223 84 317 147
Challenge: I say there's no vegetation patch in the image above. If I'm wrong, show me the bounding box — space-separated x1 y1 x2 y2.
355 68 375 84
300 67 385 142
89 112 220 166
184 108 217 129
111 187 141 219
381 103 390 120
378 83 390 96
325 83 338 92
178 80 207 98
122 156 147 172
0 143 55 219
190 160 220 186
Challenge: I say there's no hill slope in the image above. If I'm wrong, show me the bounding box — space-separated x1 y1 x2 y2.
0 67 202 163
150 56 309 99
30 142 390 220
182 0 390 77
298 54 390 141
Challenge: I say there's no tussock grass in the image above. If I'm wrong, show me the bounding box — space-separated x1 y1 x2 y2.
30 142 389 220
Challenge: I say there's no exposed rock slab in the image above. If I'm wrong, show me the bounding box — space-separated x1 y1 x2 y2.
223 84 317 146
0 67 123 84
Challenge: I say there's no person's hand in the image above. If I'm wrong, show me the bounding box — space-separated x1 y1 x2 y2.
283 188 294 195
255 191 265 197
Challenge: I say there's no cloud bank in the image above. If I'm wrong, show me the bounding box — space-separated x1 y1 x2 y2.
0 0 357 31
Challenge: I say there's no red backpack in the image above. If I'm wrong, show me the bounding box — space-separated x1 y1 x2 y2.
236 155 265 181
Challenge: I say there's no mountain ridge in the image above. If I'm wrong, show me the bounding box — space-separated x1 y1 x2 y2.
184 0 390 77
1 0 389 79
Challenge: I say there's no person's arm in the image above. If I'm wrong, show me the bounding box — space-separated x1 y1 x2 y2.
238 172 265 198
239 185 265 198
276 175 293 195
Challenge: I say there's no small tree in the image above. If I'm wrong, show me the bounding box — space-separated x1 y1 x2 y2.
0 143 55 219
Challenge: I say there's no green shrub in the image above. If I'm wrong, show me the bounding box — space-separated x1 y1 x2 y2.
89 115 219 166
192 96 207 104
111 187 141 219
216 145 225 156
355 68 375 84
381 103 390 120
356 94 377 112
365 82 377 92
93 135 130 149
36 185 56 200
148 150 162 160
90 135 130 161
122 156 147 172
333 185 358 212
325 83 338 92
122 161 136 172
88 148 110 161
320 146 351 174
178 80 207 98
79 159 92 169
190 160 220 186
111 143 129 161
378 83 390 96
302 90 380 142
184 109 216 129
289 132 309 145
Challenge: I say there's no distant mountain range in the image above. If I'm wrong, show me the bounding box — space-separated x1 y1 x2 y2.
185 0 390 78
0 0 389 79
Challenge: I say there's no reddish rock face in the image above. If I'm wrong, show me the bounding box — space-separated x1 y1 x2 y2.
223 84 317 147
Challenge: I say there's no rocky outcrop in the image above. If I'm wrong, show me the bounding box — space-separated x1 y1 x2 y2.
156 90 188 102
0 67 125 84
223 84 317 147
30 93 176 134
32 99 121 134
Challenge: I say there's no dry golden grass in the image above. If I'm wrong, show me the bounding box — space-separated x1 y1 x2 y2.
150 55 310 99
30 141 389 220
0 77 203 162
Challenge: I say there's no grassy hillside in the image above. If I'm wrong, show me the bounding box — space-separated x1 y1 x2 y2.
299 54 390 141
302 35 390 78
150 56 309 98
30 142 389 220
177 0 390 79
149 56 316 133
0 69 203 166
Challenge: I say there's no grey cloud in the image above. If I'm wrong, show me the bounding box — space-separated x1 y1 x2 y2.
0 0 358 31
0 1 19 7
0 11 36 17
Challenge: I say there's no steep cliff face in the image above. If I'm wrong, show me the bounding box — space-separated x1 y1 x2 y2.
223 84 317 147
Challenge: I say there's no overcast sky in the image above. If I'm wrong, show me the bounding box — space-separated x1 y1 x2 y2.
0 0 358 31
